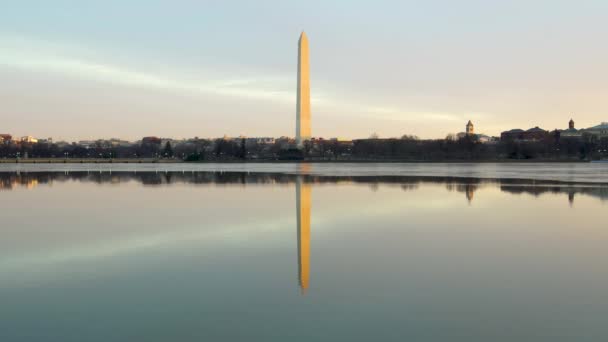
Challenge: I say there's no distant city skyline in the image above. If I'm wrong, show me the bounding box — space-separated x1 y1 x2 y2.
2 1 608 141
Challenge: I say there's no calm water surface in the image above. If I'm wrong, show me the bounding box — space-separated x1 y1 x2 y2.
3 161 608 183
1 163 607 341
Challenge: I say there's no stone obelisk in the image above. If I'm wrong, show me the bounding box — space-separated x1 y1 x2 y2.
296 32 311 147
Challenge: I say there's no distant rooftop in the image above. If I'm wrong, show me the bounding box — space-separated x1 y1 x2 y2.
588 122 608 129
561 128 579 133
526 126 547 132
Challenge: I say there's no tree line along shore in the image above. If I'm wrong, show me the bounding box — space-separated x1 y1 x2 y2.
1 133 607 162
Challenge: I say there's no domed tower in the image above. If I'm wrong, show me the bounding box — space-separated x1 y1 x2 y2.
466 120 475 135
569 119 575 129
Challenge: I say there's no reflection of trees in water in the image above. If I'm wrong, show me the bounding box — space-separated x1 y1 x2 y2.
400 184 419 192
500 186 608 204
1 172 606 203
0 172 298 189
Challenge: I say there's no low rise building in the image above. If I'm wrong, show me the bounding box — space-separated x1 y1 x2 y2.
0 134 11 144
523 127 549 140
78 140 96 148
500 128 525 140
476 134 498 144
141 136 162 145
560 119 583 139
456 121 496 143
329 137 353 143
20 136 38 144
583 122 608 138
501 127 549 141
558 119 583 139
108 138 133 147
55 141 71 148
249 137 275 145
558 119 608 140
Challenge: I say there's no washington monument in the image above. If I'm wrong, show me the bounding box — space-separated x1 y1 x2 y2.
296 32 311 147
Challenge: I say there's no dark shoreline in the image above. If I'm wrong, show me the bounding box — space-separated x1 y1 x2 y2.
0 158 591 164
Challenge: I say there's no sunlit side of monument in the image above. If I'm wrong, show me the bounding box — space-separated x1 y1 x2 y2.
296 32 311 148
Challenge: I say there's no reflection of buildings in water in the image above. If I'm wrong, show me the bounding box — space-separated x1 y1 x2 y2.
25 178 38 189
2 171 607 206
296 177 311 294
500 185 608 205
0 175 40 190
0 178 11 190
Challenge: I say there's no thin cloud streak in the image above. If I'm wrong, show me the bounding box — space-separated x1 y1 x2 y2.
0 34 468 135
0 34 296 102
1 53 294 102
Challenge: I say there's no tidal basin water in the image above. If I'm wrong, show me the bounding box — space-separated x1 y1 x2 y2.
1 163 608 341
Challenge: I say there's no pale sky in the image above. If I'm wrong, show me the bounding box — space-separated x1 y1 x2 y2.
1 0 607 141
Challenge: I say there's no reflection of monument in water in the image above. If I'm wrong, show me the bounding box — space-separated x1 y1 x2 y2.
296 177 311 293
448 183 478 203
465 184 476 203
